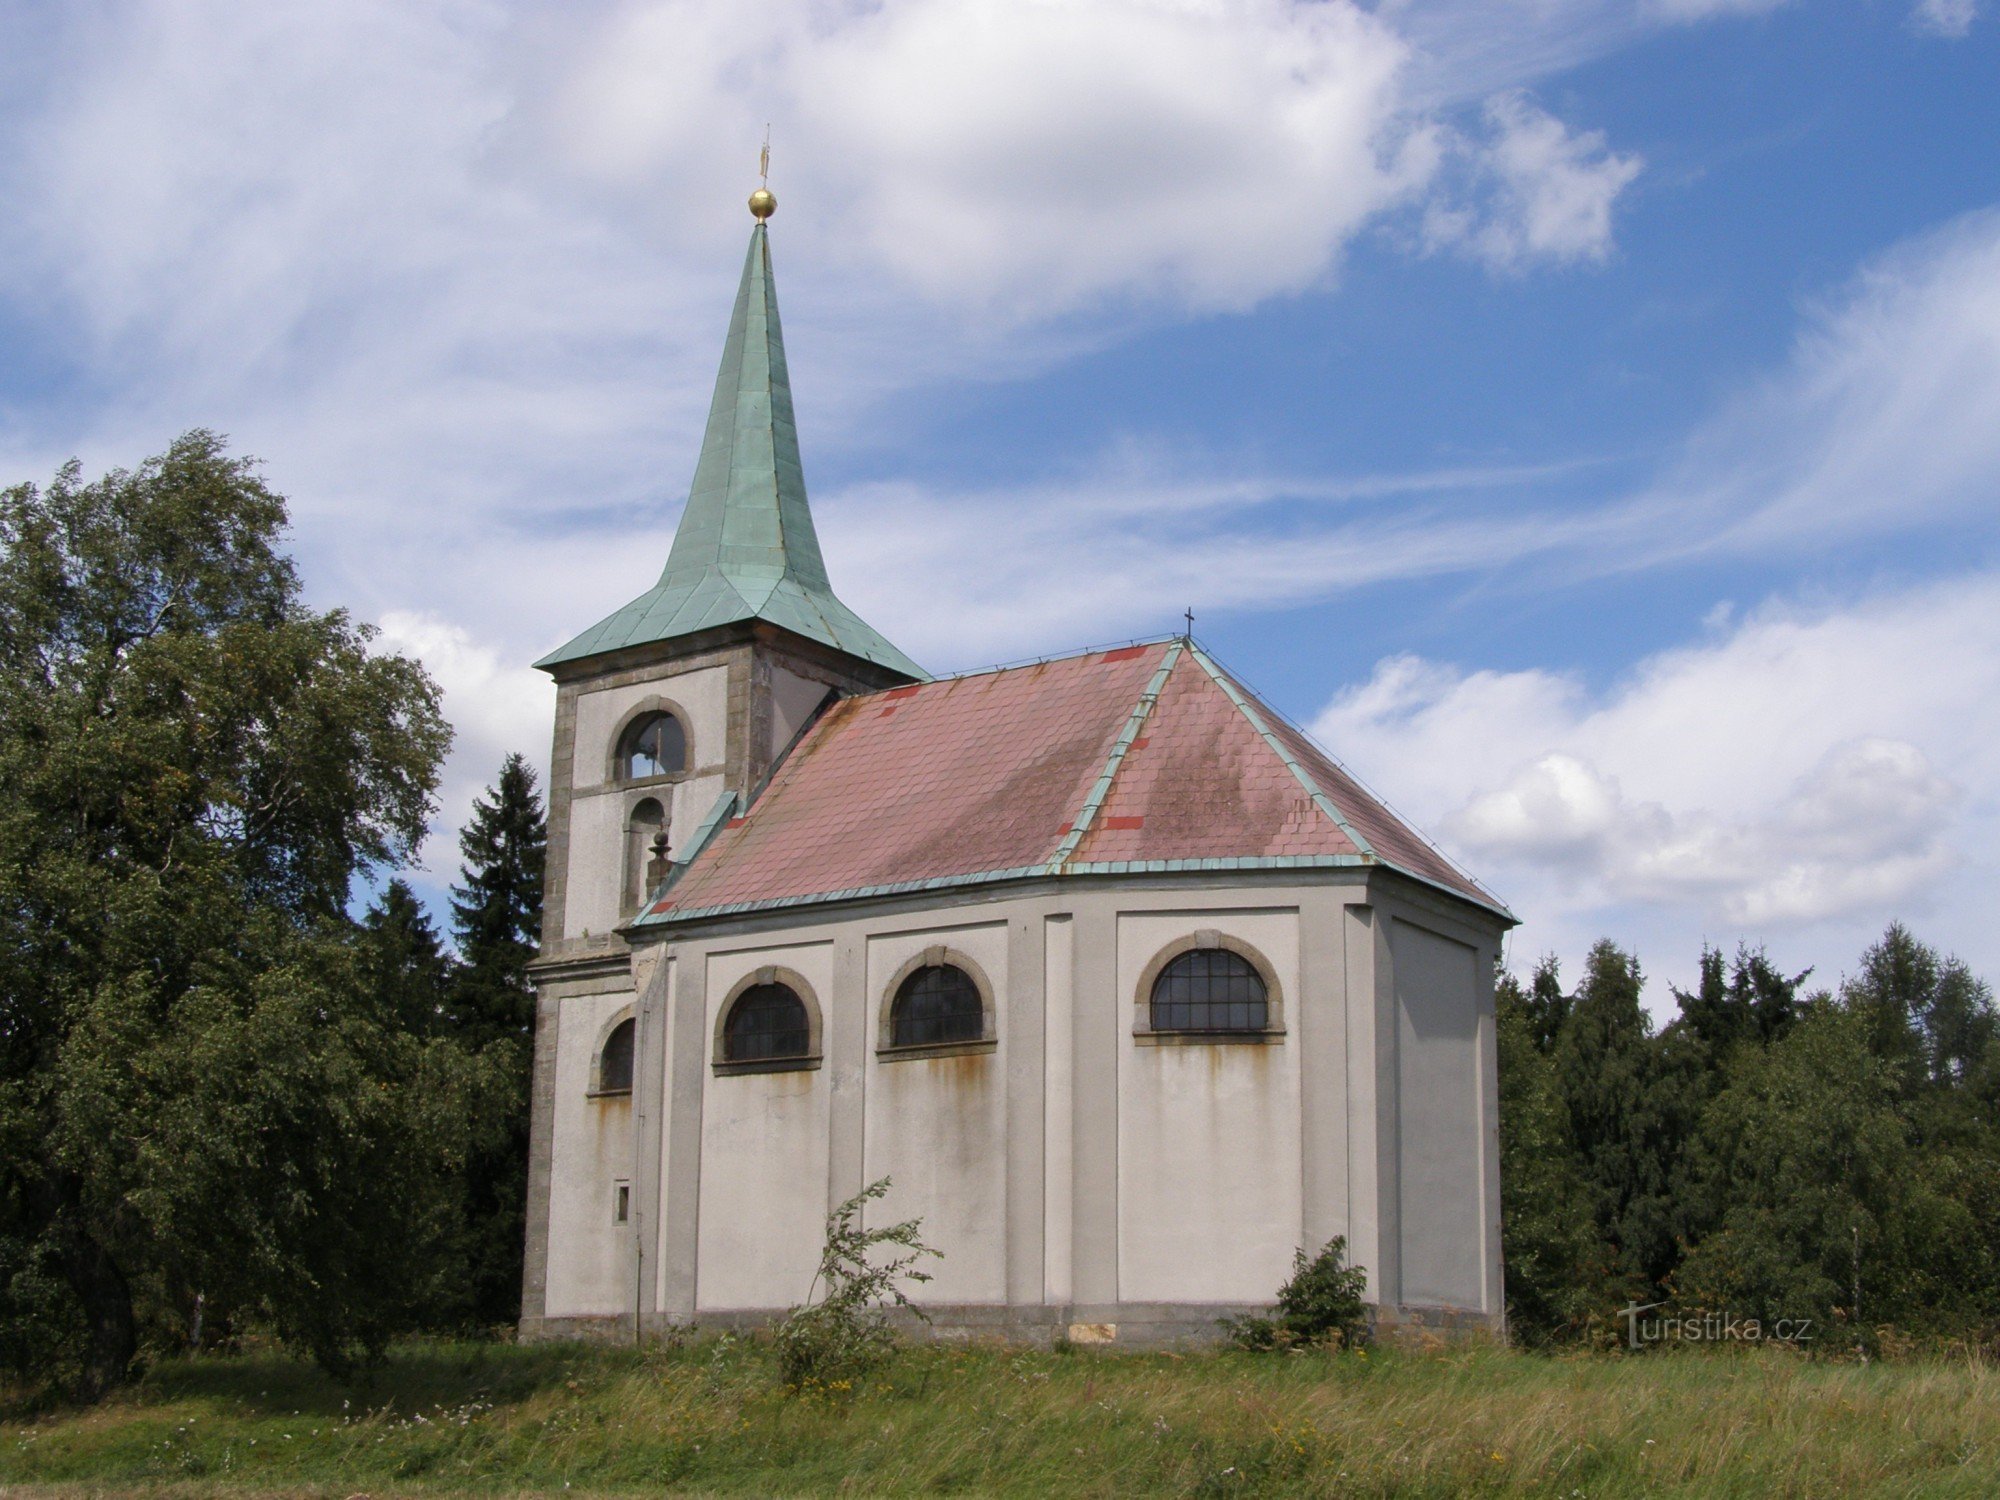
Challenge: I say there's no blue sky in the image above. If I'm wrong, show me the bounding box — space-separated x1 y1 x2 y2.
3 1 1996 1011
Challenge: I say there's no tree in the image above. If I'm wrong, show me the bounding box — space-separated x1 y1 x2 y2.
361 879 452 1036
1519 954 1569 1054
774 1178 939 1389
0 432 457 1395
1672 943 1809 1057
1673 1002 1965 1342
449 754 544 1048
443 755 545 1328
1845 922 1999 1091
1495 963 1612 1344
1550 941 1688 1290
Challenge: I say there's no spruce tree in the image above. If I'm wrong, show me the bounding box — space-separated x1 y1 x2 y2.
1495 966 1606 1343
1550 941 1687 1294
445 755 545 1327
362 879 452 1036
450 753 545 1047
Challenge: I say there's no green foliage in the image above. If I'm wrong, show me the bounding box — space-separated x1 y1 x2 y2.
1672 943 1810 1055
1845 921 1998 1091
1494 964 1613 1344
0 433 458 1397
448 753 545 1048
1227 1237 1370 1351
773 1179 939 1391
1675 1004 1922 1341
362 880 451 1036
1496 924 2000 1353
439 755 545 1332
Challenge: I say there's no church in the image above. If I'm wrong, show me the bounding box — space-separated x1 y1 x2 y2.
521 188 1516 1345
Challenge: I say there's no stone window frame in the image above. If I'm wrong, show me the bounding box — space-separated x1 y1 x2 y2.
606 696 696 789
622 792 671 916
1132 929 1286 1046
588 1008 637 1096
876 945 999 1062
712 966 825 1077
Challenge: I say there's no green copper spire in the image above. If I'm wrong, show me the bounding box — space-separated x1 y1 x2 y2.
536 222 923 677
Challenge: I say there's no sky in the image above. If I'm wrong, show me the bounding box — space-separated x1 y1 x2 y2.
2 0 1996 1015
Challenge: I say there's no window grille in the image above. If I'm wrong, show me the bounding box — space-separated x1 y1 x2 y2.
1149 949 1268 1033
889 964 984 1047
722 983 811 1062
618 711 687 780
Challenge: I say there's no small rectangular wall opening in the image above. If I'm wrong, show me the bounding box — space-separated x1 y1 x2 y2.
613 1180 631 1225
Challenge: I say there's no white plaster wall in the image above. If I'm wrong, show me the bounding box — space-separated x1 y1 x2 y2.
563 793 634 941
572 665 730 792
695 941 836 1311
861 922 1010 1305
563 772 730 939
544 988 638 1317
623 876 1498 1326
1042 914 1074 1305
768 664 831 759
1116 907 1303 1305
1391 918 1486 1311
562 664 732 941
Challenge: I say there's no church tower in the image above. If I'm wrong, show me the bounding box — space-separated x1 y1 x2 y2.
532 200 921 965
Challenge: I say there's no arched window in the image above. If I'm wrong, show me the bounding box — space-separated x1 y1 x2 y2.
889 964 984 1048
1150 949 1269 1034
597 1017 635 1094
625 797 667 913
618 711 686 781
721 983 811 1063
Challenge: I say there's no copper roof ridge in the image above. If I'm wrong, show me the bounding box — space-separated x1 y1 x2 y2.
1188 643 1514 918
1185 644 1377 859
1045 639 1185 874
833 633 1184 702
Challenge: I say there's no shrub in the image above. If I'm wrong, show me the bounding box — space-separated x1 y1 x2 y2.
773 1179 939 1390
1228 1237 1370 1351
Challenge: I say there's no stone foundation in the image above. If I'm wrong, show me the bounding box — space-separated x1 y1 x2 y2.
519 1300 1503 1349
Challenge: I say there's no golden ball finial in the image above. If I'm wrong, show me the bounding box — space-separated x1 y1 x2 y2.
749 186 776 221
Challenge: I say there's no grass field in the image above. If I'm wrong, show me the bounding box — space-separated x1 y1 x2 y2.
2 1334 1995 1497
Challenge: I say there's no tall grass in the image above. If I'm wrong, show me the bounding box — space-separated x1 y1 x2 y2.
2 1335 1994 1496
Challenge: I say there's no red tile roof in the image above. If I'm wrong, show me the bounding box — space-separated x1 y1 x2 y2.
638 640 1507 924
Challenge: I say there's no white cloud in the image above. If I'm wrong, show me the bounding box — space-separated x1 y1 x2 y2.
1312 574 2000 1006
1621 209 2000 559
0 0 1653 710
818 456 1584 664
1450 738 1959 925
1 0 1988 937
1424 91 1642 271
1644 0 1792 21
1911 0 1978 37
825 209 2000 663
373 610 555 873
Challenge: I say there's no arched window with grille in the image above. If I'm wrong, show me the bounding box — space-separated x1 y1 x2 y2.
596 1017 635 1094
888 963 985 1048
616 710 686 782
721 982 812 1064
1148 948 1270 1034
